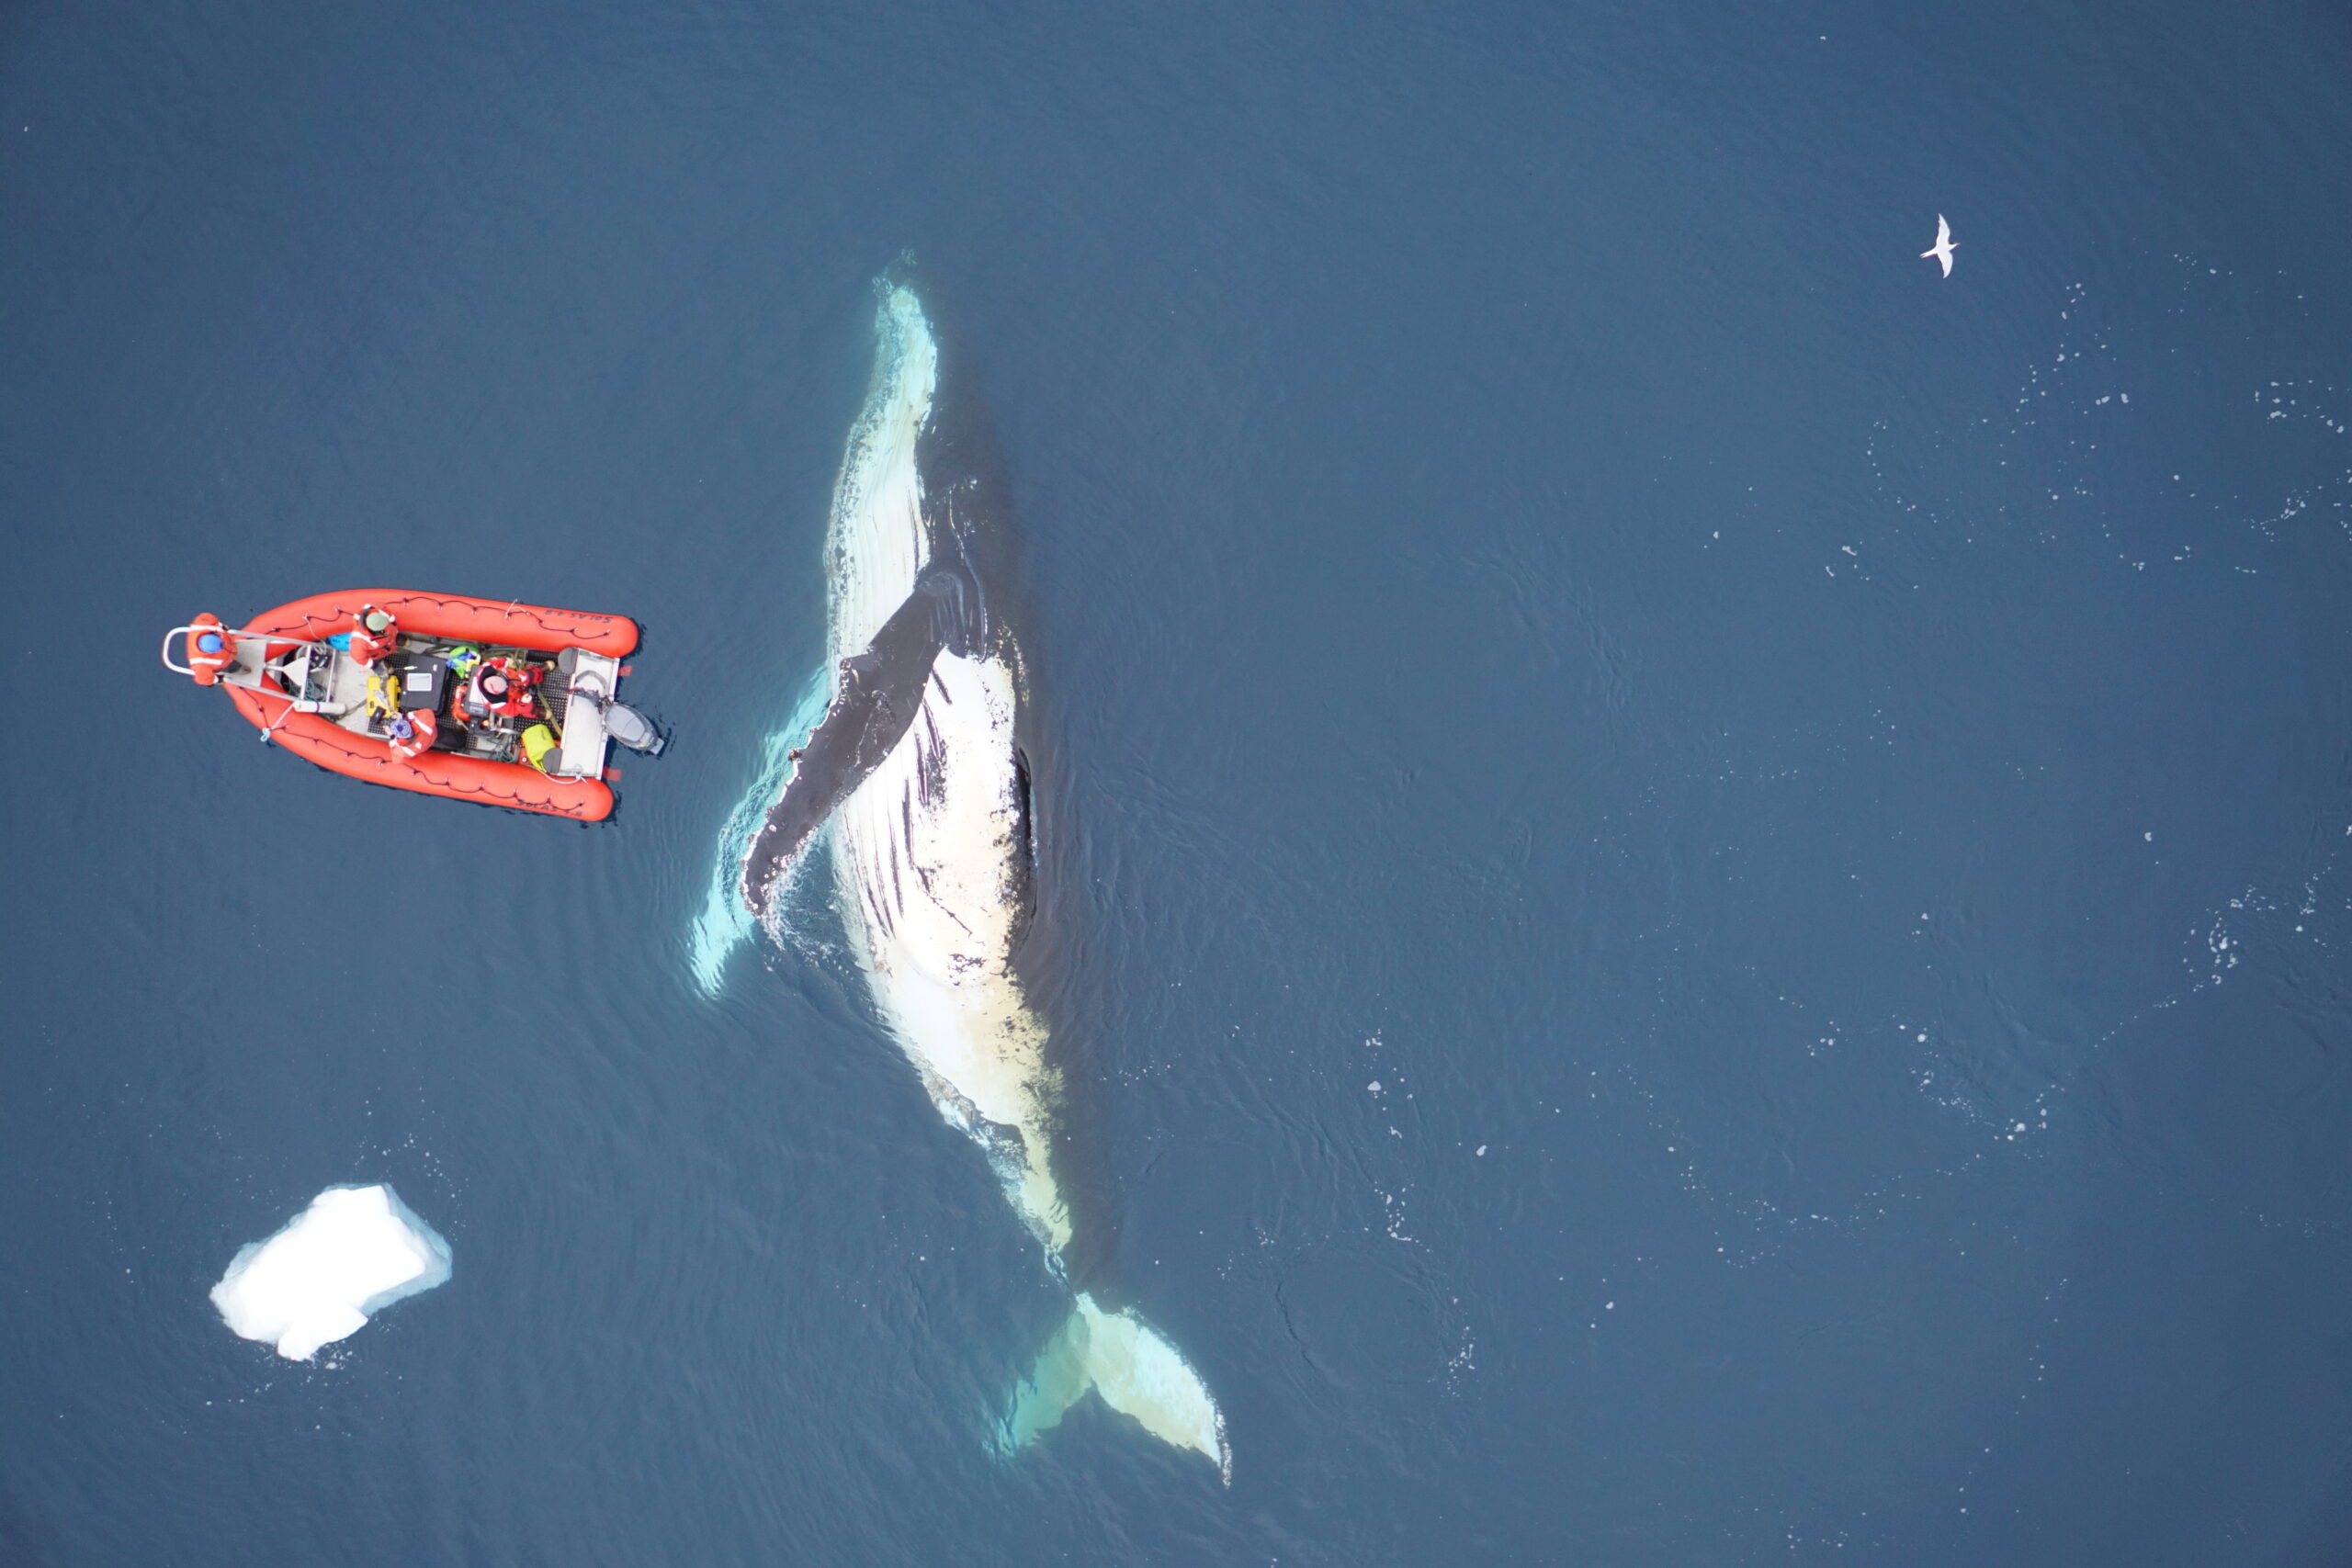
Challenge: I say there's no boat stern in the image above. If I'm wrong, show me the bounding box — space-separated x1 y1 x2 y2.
552 650 621 781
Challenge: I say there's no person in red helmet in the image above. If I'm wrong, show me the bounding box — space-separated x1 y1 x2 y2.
347 604 398 667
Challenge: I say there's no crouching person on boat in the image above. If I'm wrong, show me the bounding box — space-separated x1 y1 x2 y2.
387 708 437 761
344 604 399 667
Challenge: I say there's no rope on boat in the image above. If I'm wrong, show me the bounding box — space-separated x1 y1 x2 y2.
257 694 301 744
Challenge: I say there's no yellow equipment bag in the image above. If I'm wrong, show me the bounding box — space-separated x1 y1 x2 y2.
520 722 560 774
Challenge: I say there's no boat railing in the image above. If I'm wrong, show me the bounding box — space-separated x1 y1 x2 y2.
159 624 328 675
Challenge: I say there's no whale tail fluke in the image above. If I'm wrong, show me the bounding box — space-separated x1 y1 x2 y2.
1002 1293 1231 1483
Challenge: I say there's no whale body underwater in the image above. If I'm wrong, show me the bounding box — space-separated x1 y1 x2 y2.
730 283 1229 1479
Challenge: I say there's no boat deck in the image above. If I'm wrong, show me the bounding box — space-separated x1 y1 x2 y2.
223 633 616 781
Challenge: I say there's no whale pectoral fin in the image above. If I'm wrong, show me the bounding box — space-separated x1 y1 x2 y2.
740 577 964 917
1001 1295 1231 1483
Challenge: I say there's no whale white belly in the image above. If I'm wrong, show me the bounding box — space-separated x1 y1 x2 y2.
831 647 1071 1256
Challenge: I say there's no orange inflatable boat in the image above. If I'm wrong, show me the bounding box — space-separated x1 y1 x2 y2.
163 590 662 821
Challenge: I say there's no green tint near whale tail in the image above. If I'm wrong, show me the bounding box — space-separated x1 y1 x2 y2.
1001 1293 1231 1483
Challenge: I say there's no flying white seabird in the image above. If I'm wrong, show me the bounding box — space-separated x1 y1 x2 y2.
1921 214 1957 277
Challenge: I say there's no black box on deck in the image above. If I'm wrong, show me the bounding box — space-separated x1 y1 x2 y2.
383 651 449 713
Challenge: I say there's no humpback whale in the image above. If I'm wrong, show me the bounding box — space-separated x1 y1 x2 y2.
739 281 1230 1480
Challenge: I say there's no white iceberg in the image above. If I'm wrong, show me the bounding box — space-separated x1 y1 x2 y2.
210 1184 451 1360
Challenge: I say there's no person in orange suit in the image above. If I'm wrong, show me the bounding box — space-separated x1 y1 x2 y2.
474 656 542 718
187 614 238 684
347 605 398 667
388 708 436 761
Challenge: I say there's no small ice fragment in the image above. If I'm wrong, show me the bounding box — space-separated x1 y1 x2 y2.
210 1185 451 1360
1367 1080 1382 1094
2014 1122 2027 1133
1475 1145 1487 1156
1917 1032 1928 1043
2144 831 2154 841
1605 1302 1614 1310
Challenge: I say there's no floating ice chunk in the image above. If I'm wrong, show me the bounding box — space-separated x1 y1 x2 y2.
211 1185 451 1360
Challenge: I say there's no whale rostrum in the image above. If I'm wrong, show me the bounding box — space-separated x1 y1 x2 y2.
739 281 1230 1480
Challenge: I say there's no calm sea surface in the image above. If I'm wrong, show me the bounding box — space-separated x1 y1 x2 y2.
6 1 2352 1562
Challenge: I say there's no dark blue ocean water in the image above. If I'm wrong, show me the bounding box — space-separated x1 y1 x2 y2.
7 1 2352 1562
